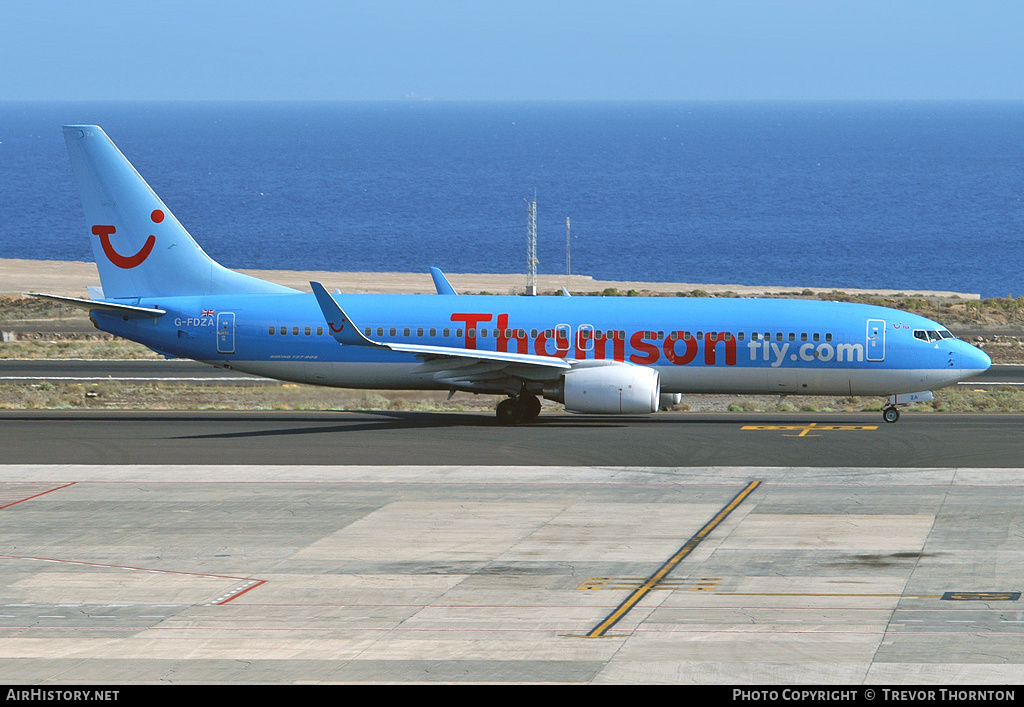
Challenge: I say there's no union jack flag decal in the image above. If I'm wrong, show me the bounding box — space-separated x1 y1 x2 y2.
201 309 216 317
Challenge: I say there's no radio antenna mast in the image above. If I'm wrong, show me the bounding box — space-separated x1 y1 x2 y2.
526 194 538 296
565 216 570 287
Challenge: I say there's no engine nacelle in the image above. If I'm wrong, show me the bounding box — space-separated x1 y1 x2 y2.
544 365 660 414
659 392 682 410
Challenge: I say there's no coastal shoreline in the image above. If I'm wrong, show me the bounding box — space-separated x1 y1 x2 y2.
0 258 982 299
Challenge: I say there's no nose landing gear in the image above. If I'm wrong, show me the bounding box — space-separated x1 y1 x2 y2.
881 391 933 424
881 405 900 424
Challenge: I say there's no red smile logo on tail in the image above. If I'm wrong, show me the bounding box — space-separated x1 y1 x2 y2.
92 209 163 269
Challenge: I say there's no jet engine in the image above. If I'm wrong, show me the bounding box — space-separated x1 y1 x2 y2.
543 365 660 414
659 392 682 410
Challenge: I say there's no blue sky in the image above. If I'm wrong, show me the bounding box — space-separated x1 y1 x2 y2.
3 1 1023 101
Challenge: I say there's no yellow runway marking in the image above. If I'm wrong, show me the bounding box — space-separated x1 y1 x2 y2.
576 582 943 599
715 592 942 598
577 480 760 638
742 422 878 437
578 577 722 591
942 592 1020 601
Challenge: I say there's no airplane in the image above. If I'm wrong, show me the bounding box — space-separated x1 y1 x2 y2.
31 125 992 425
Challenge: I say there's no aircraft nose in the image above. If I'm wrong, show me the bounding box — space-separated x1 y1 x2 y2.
958 340 992 375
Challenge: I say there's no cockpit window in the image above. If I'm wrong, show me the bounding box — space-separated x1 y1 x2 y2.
915 329 954 342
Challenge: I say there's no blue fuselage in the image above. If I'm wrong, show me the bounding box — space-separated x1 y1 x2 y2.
93 293 991 397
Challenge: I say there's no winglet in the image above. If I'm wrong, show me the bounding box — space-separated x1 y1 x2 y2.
429 267 458 295
310 281 381 347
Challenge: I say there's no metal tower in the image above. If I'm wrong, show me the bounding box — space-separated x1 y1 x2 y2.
526 196 538 296
565 216 571 287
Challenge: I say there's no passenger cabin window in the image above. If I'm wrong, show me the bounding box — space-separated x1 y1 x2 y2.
317 327 323 336
269 327 275 335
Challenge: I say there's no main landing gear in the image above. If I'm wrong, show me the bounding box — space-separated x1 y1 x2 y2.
495 394 542 425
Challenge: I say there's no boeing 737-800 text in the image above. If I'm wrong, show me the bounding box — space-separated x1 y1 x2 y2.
32 126 991 424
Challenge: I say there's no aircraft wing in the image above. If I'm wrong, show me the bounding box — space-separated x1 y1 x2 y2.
27 292 166 318
310 282 572 383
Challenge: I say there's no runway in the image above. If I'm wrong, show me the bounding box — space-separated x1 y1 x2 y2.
0 410 1022 467
3 411 1023 684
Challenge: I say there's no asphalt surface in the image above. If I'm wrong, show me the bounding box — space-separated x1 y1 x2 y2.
1 410 1021 467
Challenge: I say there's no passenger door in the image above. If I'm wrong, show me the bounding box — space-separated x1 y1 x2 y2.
866 319 885 362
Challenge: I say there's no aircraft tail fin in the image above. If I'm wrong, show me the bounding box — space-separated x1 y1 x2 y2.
62 125 295 299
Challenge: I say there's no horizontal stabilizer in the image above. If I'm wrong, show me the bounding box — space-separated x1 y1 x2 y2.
27 292 166 318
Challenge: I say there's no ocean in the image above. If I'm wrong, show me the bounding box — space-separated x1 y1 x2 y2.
1 101 1022 298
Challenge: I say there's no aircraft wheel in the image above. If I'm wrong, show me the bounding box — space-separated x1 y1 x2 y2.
882 406 900 424
496 398 523 426
521 395 542 422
